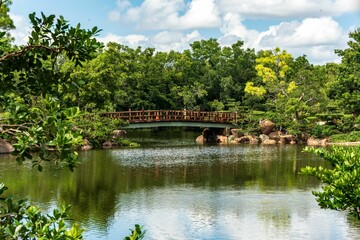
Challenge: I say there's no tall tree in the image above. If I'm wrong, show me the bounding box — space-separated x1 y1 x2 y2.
244 48 295 113
327 28 360 114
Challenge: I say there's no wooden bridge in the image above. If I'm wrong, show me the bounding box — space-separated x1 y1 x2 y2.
101 110 238 129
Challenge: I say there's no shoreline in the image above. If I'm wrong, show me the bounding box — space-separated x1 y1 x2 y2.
327 141 360 146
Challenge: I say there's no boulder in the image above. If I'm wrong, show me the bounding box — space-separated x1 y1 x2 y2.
231 129 244 138
81 139 92 150
113 130 127 139
268 131 280 140
260 120 275 135
259 134 269 143
262 139 277 145
249 138 260 144
279 134 296 144
320 138 329 146
307 138 328 146
103 140 113 148
307 138 319 146
236 136 250 143
0 139 14 153
235 135 258 144
217 135 228 144
196 135 207 144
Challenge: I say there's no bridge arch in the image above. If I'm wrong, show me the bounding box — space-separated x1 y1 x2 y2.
101 110 238 129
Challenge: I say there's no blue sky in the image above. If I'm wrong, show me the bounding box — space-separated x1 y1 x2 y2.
9 0 360 65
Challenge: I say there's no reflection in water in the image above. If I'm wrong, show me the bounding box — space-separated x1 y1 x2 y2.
0 129 360 239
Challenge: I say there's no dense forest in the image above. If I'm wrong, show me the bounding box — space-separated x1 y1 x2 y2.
4 28 360 138
1 1 360 152
59 31 360 138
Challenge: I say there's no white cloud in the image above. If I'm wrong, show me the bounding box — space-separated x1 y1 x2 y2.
219 14 348 64
217 0 360 18
116 0 131 10
109 0 221 30
101 0 358 64
220 13 259 47
151 30 202 51
98 33 149 48
98 30 202 52
176 0 221 29
259 17 344 47
108 10 121 21
9 14 29 46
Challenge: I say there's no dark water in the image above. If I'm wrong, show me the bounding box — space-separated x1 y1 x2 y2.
1 128 360 239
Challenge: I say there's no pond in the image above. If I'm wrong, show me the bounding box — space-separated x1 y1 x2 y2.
1 128 360 239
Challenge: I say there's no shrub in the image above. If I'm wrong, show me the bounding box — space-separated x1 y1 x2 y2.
308 124 334 138
301 146 360 219
330 131 360 143
74 113 127 148
0 183 84 239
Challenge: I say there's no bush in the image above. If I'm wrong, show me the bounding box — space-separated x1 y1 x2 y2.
0 183 84 239
74 113 127 148
301 146 360 219
0 183 145 239
330 131 360 143
115 138 140 147
308 124 334 138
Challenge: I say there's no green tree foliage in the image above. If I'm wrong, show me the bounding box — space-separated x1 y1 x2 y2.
301 146 360 219
327 28 360 114
0 183 84 239
124 224 146 240
0 0 14 31
0 12 103 169
2 95 83 170
0 0 15 56
67 39 256 112
245 48 294 105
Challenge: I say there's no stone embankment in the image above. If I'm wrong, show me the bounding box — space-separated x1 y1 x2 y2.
196 119 331 146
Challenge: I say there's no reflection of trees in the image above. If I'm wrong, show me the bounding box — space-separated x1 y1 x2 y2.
0 145 326 233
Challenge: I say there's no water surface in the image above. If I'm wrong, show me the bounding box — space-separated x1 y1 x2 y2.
1 128 360 239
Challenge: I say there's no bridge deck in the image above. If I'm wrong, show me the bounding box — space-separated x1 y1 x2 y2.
102 110 237 127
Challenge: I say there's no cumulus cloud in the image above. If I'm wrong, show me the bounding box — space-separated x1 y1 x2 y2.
258 17 344 47
8 0 355 65
150 30 202 51
219 14 348 64
9 14 29 45
98 30 202 52
217 0 360 18
98 33 149 48
109 0 221 30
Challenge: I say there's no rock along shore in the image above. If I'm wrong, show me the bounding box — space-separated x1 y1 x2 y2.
195 119 360 146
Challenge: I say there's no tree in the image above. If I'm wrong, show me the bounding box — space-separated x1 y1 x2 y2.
0 0 15 59
244 48 294 111
0 12 103 170
301 146 360 219
0 11 145 240
0 0 14 31
326 28 360 114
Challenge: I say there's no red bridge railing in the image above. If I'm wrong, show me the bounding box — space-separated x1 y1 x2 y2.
101 110 237 124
